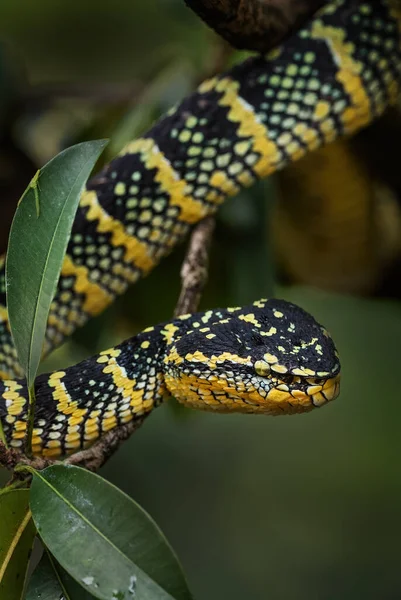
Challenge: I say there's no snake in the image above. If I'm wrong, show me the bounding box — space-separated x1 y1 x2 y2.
0 0 400 458
273 135 401 294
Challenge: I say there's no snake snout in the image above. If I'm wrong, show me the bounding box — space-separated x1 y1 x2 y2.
310 374 341 407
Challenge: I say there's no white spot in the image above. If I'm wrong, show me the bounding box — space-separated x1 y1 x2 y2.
82 576 94 586
129 575 137 596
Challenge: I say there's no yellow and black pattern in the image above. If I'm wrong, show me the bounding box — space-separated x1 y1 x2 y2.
273 137 394 294
0 299 340 457
0 0 399 379
0 0 399 456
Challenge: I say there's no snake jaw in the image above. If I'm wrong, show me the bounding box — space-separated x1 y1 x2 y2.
313 374 341 405
164 369 341 415
243 371 341 414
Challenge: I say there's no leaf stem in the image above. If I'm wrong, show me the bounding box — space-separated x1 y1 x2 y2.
0 418 7 447
0 478 30 495
25 384 37 458
45 549 73 600
0 509 32 583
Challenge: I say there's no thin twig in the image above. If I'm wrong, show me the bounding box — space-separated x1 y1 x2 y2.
174 217 215 317
64 419 144 471
0 441 22 471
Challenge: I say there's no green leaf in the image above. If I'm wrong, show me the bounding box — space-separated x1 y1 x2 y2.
26 550 96 600
29 465 192 600
6 139 108 388
0 489 36 600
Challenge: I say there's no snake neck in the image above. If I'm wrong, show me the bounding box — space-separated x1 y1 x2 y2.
0 322 175 458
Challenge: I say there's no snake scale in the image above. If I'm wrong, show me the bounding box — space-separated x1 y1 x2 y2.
0 0 400 458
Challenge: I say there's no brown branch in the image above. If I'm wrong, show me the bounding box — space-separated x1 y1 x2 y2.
64 419 145 471
174 217 215 317
0 441 21 472
184 0 325 52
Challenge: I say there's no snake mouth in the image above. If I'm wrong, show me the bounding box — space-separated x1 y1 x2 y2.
266 373 341 413
310 375 341 407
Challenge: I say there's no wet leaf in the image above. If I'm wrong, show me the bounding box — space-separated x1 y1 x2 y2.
29 465 192 600
26 550 96 600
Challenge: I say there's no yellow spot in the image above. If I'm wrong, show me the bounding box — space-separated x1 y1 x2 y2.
162 323 179 345
271 364 288 374
177 314 191 320
234 141 251 156
264 353 278 364
254 360 270 377
209 352 250 369
100 348 120 358
209 170 239 196
3 380 27 417
239 313 260 327
102 415 117 432
114 182 126 195
292 367 315 377
130 389 145 407
85 418 99 434
42 447 62 458
314 101 330 121
253 299 266 308
185 350 209 363
307 385 322 396
260 327 277 337
141 340 150 349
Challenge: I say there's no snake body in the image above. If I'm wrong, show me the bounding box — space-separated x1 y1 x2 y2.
0 0 400 456
0 299 340 457
273 137 397 294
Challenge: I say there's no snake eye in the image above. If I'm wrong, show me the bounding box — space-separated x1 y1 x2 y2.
254 360 271 377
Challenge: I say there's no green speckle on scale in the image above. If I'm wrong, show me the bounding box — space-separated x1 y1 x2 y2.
114 182 126 195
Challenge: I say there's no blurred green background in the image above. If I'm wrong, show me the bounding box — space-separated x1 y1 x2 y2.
1 1 401 599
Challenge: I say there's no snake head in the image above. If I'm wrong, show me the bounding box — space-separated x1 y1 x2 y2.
163 298 340 415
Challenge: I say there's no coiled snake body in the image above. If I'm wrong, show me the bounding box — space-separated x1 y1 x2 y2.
0 0 400 457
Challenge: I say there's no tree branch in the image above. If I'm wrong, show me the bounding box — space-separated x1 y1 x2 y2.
0 418 146 474
174 217 215 317
184 0 325 52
